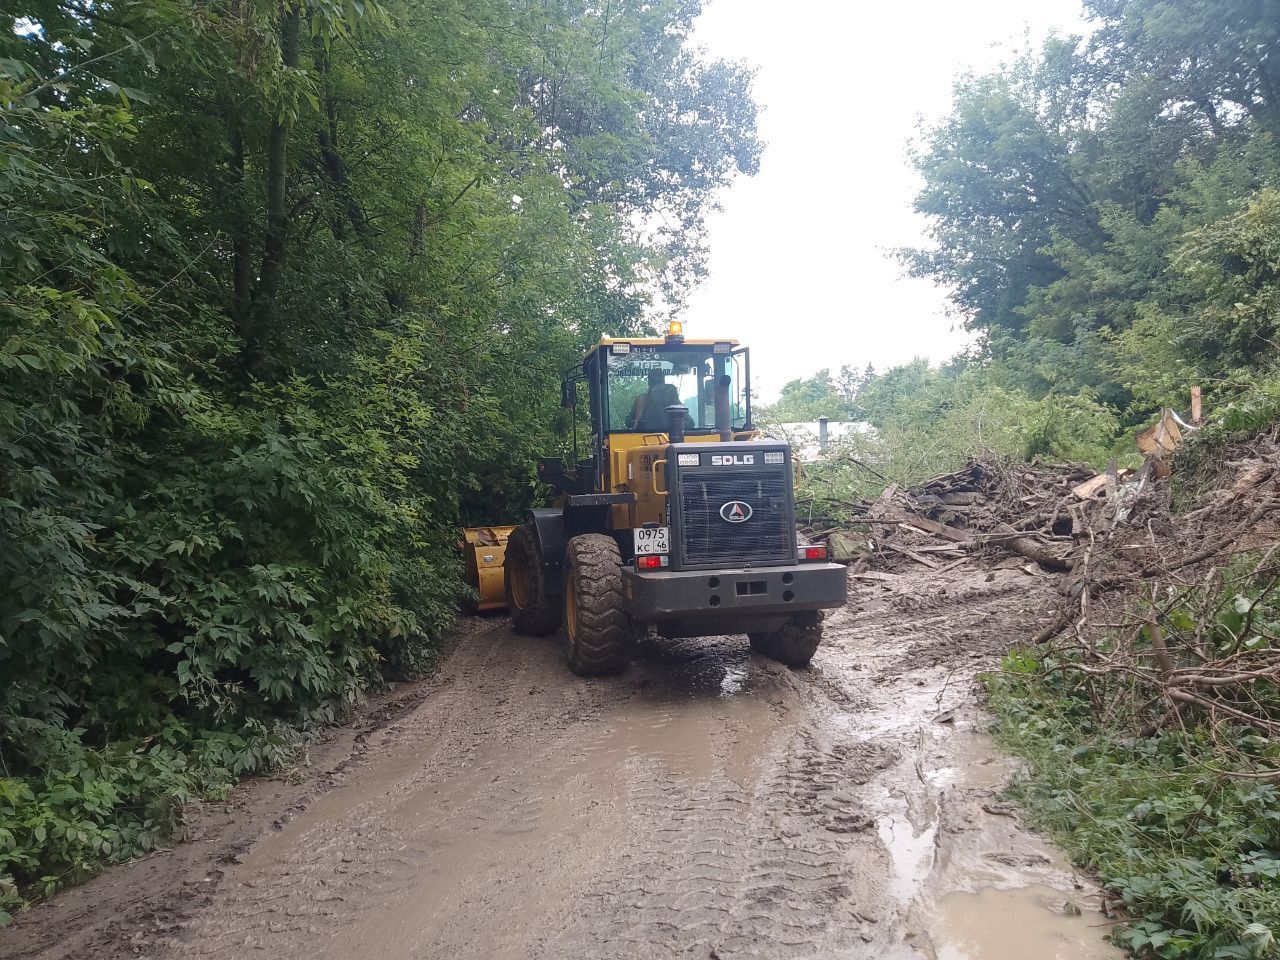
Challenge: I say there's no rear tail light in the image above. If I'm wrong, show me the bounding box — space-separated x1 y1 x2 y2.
636 555 670 570
801 545 827 562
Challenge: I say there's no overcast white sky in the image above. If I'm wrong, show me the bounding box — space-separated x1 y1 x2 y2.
686 0 1090 400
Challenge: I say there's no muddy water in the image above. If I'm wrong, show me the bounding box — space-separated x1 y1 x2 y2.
820 570 1122 960
2 565 1123 960
930 886 1118 960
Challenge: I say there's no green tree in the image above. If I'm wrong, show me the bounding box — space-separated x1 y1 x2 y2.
0 0 760 912
902 46 1102 340
761 366 866 423
903 0 1280 428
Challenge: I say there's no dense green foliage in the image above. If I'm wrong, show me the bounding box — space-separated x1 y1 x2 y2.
907 0 1280 403
799 0 1280 465
0 0 759 915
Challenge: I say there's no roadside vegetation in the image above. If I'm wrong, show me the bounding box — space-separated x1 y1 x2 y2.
0 0 760 919
988 555 1280 960
982 393 1280 960
8 0 1280 949
769 2 1280 955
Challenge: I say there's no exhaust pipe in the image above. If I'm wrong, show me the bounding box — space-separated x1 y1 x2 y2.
714 374 732 442
666 404 688 444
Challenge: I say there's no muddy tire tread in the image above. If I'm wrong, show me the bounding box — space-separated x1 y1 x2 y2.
505 523 561 636
565 534 628 675
749 610 824 667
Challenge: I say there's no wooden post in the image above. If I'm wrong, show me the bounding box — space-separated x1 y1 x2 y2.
1191 385 1203 424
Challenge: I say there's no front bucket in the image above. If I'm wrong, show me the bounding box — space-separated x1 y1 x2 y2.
462 525 516 611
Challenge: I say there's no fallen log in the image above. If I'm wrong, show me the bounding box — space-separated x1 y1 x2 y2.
883 504 1075 573
988 523 1074 572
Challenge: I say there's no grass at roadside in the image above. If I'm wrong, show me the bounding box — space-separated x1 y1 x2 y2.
986 653 1280 959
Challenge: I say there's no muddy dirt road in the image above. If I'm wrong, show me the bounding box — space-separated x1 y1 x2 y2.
4 565 1122 960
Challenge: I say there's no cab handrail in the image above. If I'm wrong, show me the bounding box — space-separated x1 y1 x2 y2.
651 459 668 495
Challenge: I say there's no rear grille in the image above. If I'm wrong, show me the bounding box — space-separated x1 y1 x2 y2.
677 469 793 566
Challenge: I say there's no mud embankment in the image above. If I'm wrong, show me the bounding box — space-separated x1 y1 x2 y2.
3 565 1120 960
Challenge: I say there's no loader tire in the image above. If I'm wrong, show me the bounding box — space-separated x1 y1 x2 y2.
749 610 824 668
505 523 561 636
563 534 628 676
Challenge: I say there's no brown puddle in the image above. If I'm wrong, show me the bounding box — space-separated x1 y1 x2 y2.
856 699 1124 959
927 885 1119 960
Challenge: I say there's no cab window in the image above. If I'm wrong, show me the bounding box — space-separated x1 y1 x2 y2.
604 346 746 433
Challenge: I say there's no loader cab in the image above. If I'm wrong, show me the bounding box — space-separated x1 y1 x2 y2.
589 340 751 435
578 334 753 491
539 329 755 508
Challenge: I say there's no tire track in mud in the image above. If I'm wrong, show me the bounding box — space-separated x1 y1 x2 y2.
175 624 627 959
168 617 894 960
4 564 1122 960
535 735 881 959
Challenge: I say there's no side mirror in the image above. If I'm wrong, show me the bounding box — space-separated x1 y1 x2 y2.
561 380 576 409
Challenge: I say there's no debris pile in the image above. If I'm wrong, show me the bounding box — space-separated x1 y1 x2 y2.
823 456 1163 580
821 422 1280 744
810 403 1204 581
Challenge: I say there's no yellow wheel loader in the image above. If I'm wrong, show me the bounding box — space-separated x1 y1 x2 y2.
462 323 847 675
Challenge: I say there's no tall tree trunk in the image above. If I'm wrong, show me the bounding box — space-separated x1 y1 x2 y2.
245 1 302 375
228 109 253 333
316 43 369 238
1255 59 1280 136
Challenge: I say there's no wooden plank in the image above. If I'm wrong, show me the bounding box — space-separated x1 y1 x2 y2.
1191 385 1203 424
852 571 901 582
1136 409 1183 457
883 506 973 543
1071 474 1108 499
892 545 941 569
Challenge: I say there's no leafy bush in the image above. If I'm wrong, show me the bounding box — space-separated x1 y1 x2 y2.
0 718 293 923
989 661 1280 959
